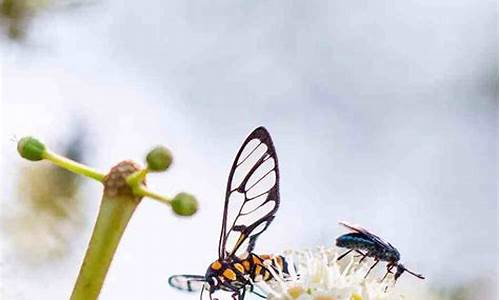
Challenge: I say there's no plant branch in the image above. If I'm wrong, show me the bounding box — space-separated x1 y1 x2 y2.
43 149 105 182
133 184 172 206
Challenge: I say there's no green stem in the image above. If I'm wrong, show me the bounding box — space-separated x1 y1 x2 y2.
70 194 139 300
43 150 105 182
133 185 172 206
126 169 148 186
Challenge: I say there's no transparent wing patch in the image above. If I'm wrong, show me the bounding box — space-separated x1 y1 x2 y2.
168 274 206 292
219 127 280 258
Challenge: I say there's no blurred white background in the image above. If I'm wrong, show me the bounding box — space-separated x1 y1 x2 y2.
1 0 498 299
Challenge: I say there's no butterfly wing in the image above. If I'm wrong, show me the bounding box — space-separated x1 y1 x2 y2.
339 221 393 249
168 274 206 292
218 127 280 259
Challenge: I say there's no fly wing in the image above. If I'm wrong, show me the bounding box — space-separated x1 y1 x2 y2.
218 127 280 259
338 221 392 249
168 274 206 292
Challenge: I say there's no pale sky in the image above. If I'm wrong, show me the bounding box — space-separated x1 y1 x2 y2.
1 1 498 299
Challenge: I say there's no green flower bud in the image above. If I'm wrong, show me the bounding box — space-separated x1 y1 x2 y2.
146 146 173 172
171 192 198 216
17 136 46 161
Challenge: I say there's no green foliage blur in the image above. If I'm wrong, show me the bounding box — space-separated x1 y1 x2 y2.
2 127 88 263
0 0 88 40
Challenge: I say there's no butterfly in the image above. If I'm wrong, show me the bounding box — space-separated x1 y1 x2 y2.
168 127 288 300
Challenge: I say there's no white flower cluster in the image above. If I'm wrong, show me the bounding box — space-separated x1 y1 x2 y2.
256 247 403 300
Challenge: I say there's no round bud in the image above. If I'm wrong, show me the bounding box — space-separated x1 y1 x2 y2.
146 146 173 172
171 192 198 216
17 136 46 161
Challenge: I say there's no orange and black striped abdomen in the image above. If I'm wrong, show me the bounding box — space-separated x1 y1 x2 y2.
269 255 289 275
246 254 289 282
205 254 290 290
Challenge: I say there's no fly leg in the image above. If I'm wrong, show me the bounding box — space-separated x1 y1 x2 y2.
382 264 396 292
353 250 365 258
364 259 379 278
337 249 353 261
357 251 369 264
382 264 395 281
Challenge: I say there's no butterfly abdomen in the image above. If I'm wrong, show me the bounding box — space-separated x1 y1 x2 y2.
267 255 289 275
246 254 290 282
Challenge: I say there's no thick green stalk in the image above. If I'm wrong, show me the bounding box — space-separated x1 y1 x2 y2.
70 161 142 300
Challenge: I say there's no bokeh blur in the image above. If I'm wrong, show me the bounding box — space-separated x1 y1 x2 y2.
1 0 498 299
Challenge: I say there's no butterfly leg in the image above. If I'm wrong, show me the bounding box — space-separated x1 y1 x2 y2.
252 290 266 298
218 280 245 300
337 249 353 261
209 292 219 300
249 284 266 298
230 288 245 300
364 259 379 278
199 287 204 300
